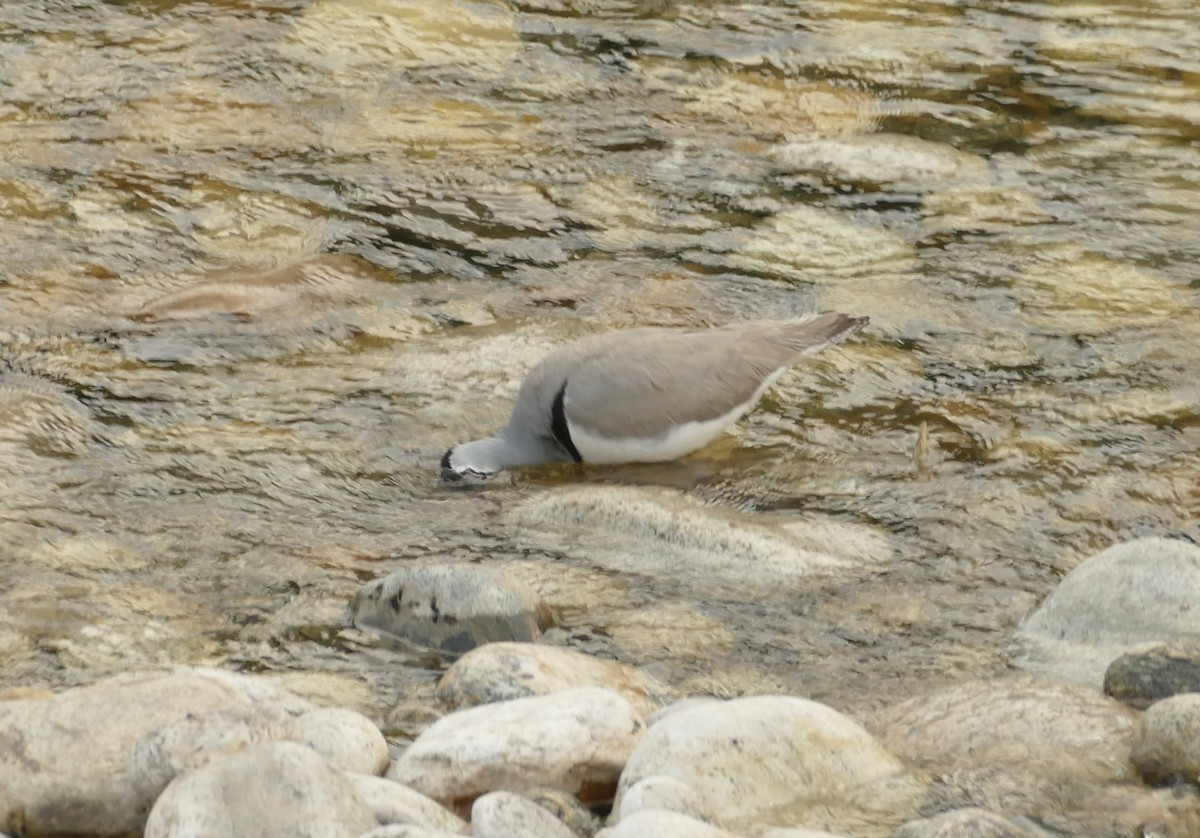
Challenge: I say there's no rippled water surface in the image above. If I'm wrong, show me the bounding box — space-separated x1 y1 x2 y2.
1 0 1197 723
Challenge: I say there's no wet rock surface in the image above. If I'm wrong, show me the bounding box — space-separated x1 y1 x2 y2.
351 564 554 653
1104 641 1200 710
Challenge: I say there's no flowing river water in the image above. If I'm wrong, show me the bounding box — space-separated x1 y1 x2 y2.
1 0 1197 734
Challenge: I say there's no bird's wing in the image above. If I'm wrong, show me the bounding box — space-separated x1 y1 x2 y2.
560 314 866 441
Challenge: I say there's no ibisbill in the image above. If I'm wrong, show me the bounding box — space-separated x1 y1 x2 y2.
440 312 869 481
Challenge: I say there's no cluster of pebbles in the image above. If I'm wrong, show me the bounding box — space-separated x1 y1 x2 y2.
3 536 1200 838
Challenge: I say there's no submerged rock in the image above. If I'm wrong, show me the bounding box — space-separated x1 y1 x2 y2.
0 371 95 456
775 134 990 194
436 641 676 716
388 687 644 810
613 695 903 831
712 205 917 285
509 485 891 595
1015 538 1200 686
351 564 553 653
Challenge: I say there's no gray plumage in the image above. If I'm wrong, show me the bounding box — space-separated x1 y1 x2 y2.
440 312 869 480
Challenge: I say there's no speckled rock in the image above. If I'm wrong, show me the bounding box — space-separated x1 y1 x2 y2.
436 641 676 716
598 810 739 838
144 742 376 837
614 696 902 831
762 829 850 838
351 563 553 653
470 791 576 838
0 668 316 837
895 808 1047 838
1104 640 1200 709
1015 538 1200 686
348 774 467 833
869 675 1138 783
1131 693 1200 784
388 687 644 810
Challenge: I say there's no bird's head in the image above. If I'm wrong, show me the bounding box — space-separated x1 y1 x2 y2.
439 442 501 482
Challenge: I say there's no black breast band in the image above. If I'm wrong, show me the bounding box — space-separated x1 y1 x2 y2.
550 383 583 463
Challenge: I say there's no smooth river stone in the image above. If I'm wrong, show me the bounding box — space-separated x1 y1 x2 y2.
347 774 466 833
1130 693 1200 785
509 485 891 594
613 696 903 830
470 791 576 838
869 675 1138 784
616 775 718 825
131 702 387 802
299 708 390 776
144 742 375 838
387 687 644 810
598 810 740 838
351 563 553 653
436 641 676 716
0 668 315 837
1015 538 1200 687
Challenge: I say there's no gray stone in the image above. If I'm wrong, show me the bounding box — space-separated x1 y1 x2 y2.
1131 693 1200 784
351 564 553 653
388 687 644 809
869 675 1138 784
895 808 1047 838
762 830 850 838
436 641 675 716
347 774 466 833
1015 538 1200 686
0 668 315 837
1104 640 1200 709
471 791 576 838
144 741 375 838
614 696 902 832
598 810 739 837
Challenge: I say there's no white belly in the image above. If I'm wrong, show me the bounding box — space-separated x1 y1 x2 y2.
565 367 788 464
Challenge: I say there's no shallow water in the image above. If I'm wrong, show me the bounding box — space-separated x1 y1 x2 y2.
0 0 1197 729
